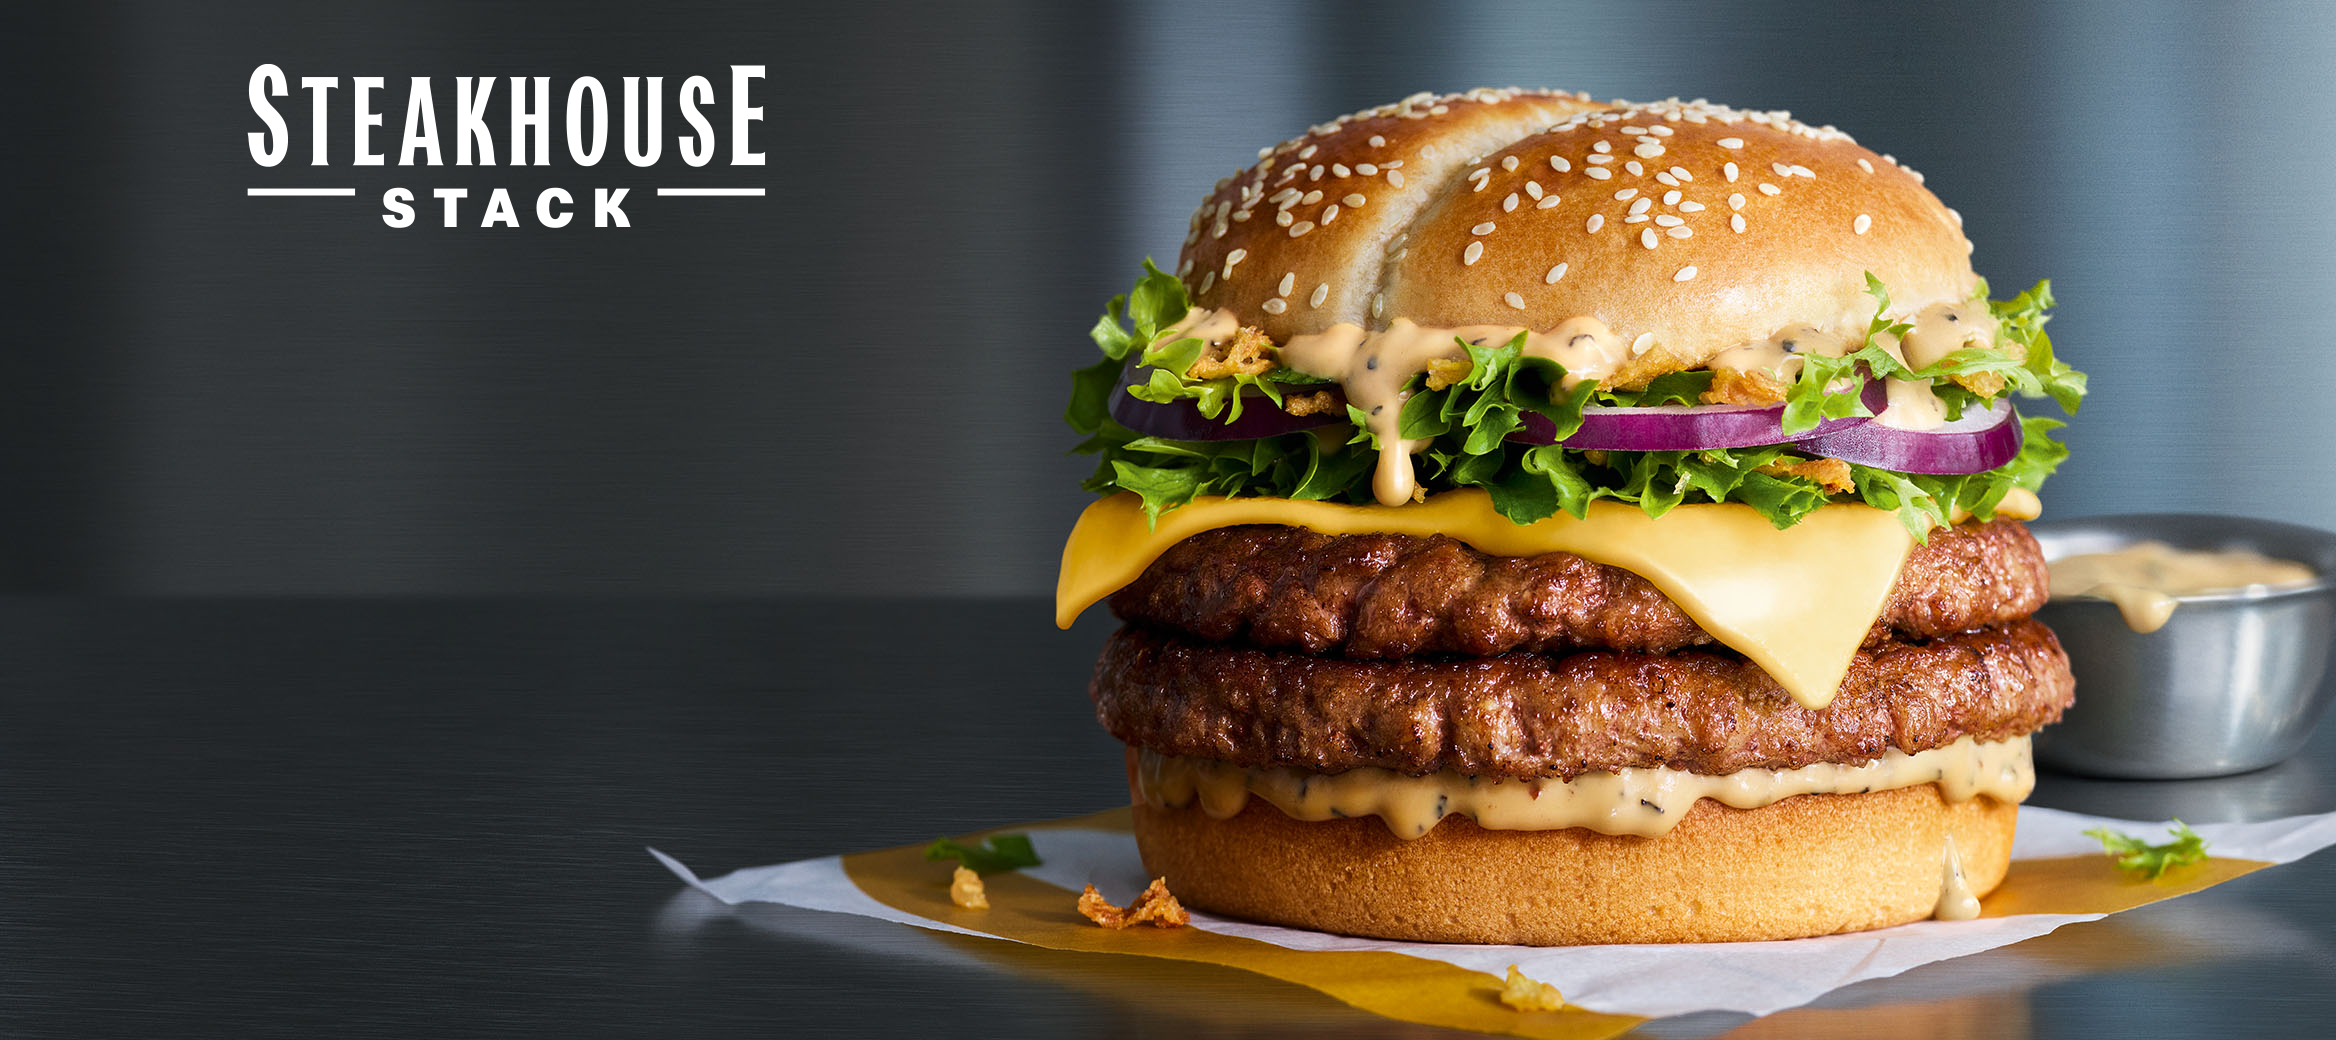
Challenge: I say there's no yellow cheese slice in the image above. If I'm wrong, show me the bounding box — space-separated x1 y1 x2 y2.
1056 489 1924 710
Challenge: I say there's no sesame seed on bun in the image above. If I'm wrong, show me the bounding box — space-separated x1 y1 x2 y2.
1179 94 1980 388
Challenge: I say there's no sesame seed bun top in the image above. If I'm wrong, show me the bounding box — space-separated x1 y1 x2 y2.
1177 93 1979 387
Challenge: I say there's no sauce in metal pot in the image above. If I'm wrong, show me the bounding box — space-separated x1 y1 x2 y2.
2049 540 2317 633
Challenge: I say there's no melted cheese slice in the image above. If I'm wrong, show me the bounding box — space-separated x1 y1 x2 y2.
1059 489 1928 709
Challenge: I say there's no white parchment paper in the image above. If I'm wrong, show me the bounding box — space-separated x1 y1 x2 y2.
651 805 2336 1020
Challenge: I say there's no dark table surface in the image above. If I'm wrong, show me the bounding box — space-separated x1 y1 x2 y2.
5 599 2332 1038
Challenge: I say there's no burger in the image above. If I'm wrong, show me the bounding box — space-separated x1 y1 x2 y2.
1057 89 2086 945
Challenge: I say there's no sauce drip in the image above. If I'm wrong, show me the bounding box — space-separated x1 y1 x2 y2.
1136 736 2033 840
2050 540 2318 633
1934 834 1981 921
1158 308 1627 505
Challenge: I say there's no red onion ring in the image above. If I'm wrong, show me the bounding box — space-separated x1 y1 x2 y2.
1790 396 2023 474
1510 379 1890 450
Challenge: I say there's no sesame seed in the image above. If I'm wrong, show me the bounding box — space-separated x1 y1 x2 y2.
1759 182 1781 195
1654 213 1682 226
1625 161 1645 176
1679 200 1706 212
1463 241 1484 265
1383 159 1402 168
1301 190 1323 205
1675 265 1697 281
1616 188 1639 200
1322 204 1341 224
1624 214 1649 223
1310 283 1329 308
1309 166 1325 181
1177 257 1193 276
1277 273 1295 297
1588 154 1615 165
1853 213 1871 234
1586 214 1604 232
1199 271 1215 293
1662 190 1682 205
1947 207 1963 226
1857 158 1874 173
1525 181 1544 199
1667 225 1692 238
1501 155 1520 171
1628 197 1652 215
1504 291 1526 310
1650 125 1673 136
1723 162 1739 182
1669 166 1692 181
1550 156 1571 172
1635 143 1666 158
1334 163 1351 178
1299 144 1317 159
1728 193 1745 209
1545 262 1568 283
1640 228 1658 249
1388 170 1406 187
1631 332 1655 355
1656 172 1678 187
1472 178 1490 192
1772 162 1792 176
1718 138 1744 149
1536 196 1561 209
1262 298 1287 314
1370 293 1386 318
1226 248 1248 266
1355 163 1377 176
1730 213 1747 233
1368 134 1386 148
1790 164 1814 178
1586 167 1612 180
1344 193 1366 207
1593 141 1612 153
1503 193 1519 212
1472 222 1498 236
1275 211 1294 227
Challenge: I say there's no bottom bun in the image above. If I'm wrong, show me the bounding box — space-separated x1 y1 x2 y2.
1132 784 2016 945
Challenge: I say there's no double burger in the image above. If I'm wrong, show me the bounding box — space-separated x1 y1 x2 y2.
1058 89 2087 945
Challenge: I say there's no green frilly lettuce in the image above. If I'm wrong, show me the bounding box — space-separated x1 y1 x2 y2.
1068 263 2084 536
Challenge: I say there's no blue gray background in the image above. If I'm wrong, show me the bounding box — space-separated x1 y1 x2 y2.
4 0 2331 594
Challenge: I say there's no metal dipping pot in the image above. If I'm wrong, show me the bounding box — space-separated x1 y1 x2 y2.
2028 513 2336 779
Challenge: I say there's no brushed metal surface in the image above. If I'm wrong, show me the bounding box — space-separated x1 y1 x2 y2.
2 599 2332 1038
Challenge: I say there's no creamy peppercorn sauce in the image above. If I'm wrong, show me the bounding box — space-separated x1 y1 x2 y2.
2049 540 2319 633
1058 488 2041 710
1136 736 2034 841
1155 297 2000 508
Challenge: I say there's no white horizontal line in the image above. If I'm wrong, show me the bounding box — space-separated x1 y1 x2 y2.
655 188 766 197
247 187 357 197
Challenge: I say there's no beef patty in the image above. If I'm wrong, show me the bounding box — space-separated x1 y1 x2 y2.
1108 517 2047 658
1092 619 2073 779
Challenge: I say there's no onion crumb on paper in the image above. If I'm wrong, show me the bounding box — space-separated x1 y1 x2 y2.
1499 965 1567 1012
948 865 989 910
1078 878 1191 929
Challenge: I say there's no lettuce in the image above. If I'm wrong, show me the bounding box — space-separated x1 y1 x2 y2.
2084 821 2210 879
1069 264 2085 533
924 833 1041 874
